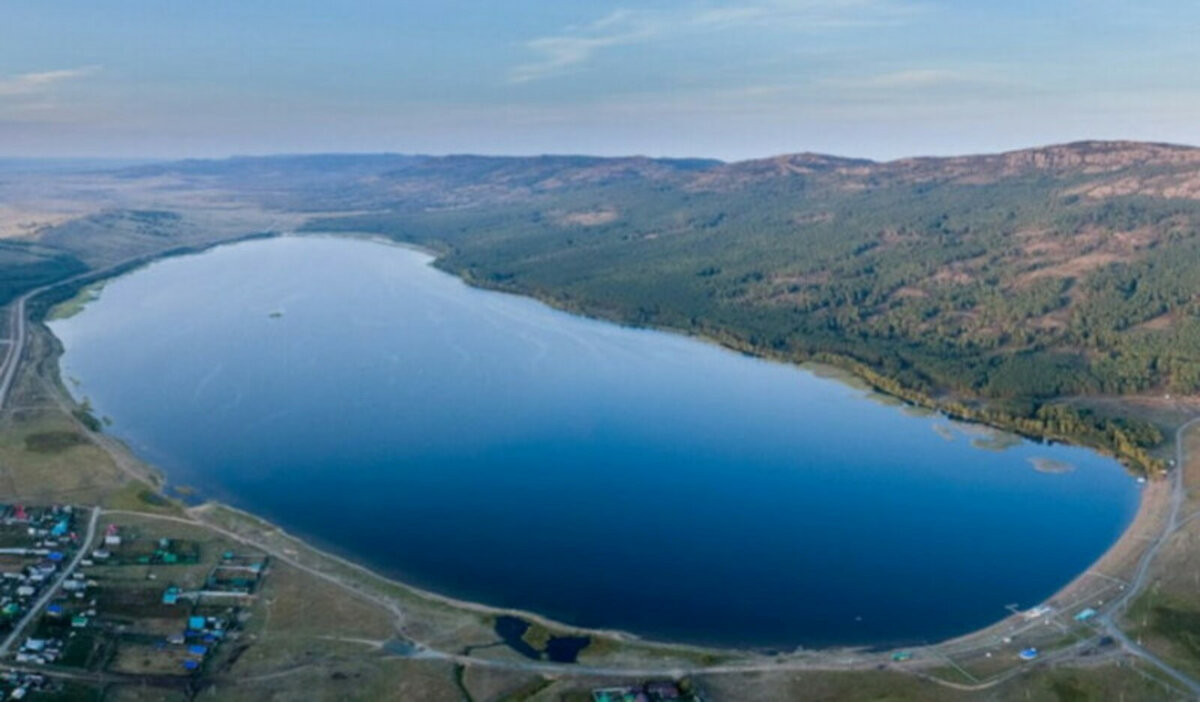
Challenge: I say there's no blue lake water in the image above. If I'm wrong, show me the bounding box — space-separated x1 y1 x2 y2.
49 235 1140 649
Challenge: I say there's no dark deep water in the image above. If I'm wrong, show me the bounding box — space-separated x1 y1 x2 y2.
50 235 1140 649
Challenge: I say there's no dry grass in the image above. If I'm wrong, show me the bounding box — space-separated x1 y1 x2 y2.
1118 422 1200 680
102 684 190 702
199 657 462 701
109 641 194 677
1185 426 1200 500
1015 252 1125 286
689 663 1184 701
461 664 550 701
0 204 88 239
0 407 127 503
555 208 619 227
226 559 395 677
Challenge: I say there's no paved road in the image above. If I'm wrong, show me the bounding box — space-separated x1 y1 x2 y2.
0 236 284 412
0 295 28 409
0 507 99 656
1096 416 1200 698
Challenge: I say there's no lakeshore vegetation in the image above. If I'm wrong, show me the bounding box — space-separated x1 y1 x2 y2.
13 142 1200 471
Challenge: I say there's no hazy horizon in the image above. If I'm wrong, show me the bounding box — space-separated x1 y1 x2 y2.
5 1 1200 161
6 136 1200 169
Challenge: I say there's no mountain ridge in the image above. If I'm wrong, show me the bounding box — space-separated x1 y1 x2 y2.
111 140 1200 205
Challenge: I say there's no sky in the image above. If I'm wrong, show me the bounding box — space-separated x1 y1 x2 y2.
3 0 1200 161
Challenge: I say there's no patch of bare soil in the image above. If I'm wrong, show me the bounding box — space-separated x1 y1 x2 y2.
1015 252 1125 285
0 205 85 239
556 208 619 226
1132 312 1175 332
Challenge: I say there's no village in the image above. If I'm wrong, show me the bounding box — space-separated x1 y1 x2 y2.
591 680 702 702
0 505 87 650
0 505 270 699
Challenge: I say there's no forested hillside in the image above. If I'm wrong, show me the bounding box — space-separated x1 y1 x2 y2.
300 142 1200 469
11 141 1200 469
301 142 1200 402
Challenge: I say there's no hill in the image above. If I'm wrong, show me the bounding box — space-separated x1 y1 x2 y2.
297 141 1200 468
19 140 1200 467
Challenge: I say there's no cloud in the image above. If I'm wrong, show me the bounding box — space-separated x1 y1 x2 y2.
508 1 915 83
690 0 913 30
819 67 1033 97
0 66 100 98
508 11 658 84
821 69 969 91
849 69 964 88
0 67 103 126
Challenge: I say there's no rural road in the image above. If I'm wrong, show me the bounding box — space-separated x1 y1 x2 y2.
1096 415 1200 697
0 234 285 412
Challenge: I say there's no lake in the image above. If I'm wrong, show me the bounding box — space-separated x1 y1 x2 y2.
49 235 1140 649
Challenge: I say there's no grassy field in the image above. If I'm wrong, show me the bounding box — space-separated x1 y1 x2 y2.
1121 421 1200 681
693 663 1186 702
44 282 104 322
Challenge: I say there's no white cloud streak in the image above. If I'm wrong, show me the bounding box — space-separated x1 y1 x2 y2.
508 1 915 83
818 67 1034 98
0 66 100 98
843 69 964 88
508 11 657 84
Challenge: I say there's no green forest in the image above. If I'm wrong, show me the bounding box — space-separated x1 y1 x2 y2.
8 142 1200 472
296 146 1200 472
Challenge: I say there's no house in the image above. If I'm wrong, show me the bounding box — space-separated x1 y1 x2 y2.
645 681 683 699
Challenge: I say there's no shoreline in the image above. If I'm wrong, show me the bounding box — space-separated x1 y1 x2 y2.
445 270 1167 477
935 472 1165 650
21 229 1176 664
